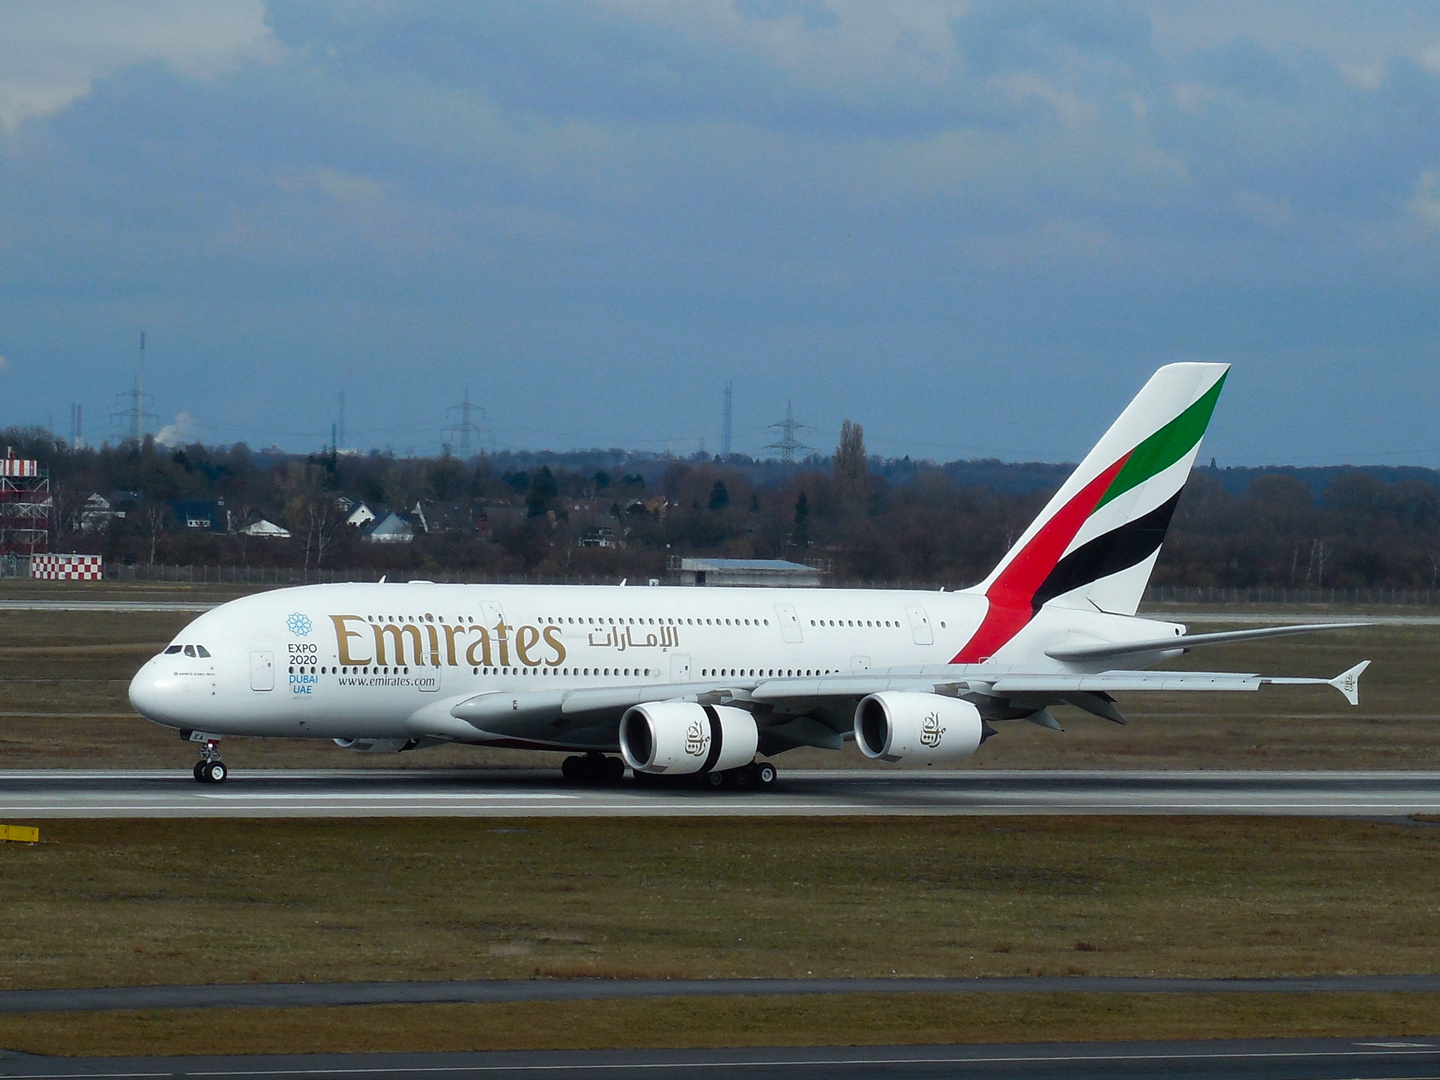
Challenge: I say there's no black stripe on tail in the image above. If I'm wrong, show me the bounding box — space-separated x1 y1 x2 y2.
1030 490 1182 614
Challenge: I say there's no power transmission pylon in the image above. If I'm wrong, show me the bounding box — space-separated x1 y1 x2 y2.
443 389 491 457
764 399 814 464
111 331 153 443
721 381 733 458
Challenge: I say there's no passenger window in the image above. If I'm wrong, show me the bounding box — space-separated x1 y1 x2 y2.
164 645 182 654
196 645 211 658
183 645 196 657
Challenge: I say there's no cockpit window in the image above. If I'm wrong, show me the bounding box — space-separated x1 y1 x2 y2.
183 645 196 657
196 645 211 658
164 645 182 654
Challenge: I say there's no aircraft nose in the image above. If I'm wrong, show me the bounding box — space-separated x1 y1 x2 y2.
128 658 174 723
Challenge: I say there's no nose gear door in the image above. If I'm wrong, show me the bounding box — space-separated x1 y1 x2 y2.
249 651 274 691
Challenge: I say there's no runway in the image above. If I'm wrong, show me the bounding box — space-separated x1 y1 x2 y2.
6 974 1440 1015
3 768 1440 818
4 1038 1440 1079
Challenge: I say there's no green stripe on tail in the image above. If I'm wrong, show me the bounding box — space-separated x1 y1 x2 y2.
1095 370 1226 510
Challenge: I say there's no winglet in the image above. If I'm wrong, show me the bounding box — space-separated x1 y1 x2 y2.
1330 660 1370 706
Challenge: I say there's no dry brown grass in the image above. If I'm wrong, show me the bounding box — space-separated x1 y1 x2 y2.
2 993 1439 1057
2 817 1439 991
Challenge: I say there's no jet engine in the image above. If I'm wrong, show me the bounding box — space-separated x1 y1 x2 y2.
619 702 758 775
854 692 984 765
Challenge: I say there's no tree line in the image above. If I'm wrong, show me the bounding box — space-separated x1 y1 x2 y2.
5 424 1440 589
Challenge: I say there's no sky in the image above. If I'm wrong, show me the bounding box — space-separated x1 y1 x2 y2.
3 1 1440 466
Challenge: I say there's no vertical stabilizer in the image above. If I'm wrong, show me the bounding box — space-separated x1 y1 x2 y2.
955 363 1227 662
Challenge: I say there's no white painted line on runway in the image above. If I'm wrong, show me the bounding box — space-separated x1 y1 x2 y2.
195 792 581 800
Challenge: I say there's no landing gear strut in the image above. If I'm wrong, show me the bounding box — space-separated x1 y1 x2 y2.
561 752 624 785
192 739 227 784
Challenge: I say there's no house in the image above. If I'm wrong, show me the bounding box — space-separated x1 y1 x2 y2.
344 502 376 529
239 518 291 539
79 494 125 533
169 500 224 531
578 525 617 548
361 513 414 543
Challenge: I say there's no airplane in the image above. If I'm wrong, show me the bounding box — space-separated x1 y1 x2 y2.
129 362 1370 786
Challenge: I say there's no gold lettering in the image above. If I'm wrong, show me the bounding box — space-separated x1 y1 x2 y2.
444 624 467 666
515 625 541 667
330 615 372 666
425 623 441 666
494 622 511 666
464 626 493 667
373 623 424 666
542 625 566 667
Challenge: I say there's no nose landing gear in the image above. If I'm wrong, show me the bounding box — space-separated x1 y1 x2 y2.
192 739 227 784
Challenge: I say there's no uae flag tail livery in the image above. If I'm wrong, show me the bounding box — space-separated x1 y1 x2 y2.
954 363 1227 665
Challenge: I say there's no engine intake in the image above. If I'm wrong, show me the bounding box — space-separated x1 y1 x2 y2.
854 692 984 765
620 702 758 775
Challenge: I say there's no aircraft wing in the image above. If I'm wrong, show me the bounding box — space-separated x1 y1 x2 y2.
432 659 1371 749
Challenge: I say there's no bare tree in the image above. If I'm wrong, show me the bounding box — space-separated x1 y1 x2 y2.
140 502 170 565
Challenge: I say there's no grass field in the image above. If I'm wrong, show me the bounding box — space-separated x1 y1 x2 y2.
0 590 1433 769
3 993 1440 1057
3 815 1440 1055
3 817 1439 990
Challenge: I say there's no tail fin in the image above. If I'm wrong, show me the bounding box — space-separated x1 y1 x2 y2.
956 363 1227 662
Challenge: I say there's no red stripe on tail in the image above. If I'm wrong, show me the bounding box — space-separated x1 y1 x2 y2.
953 454 1130 663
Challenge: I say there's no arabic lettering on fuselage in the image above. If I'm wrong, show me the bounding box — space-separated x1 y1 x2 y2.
327 616 681 671
585 624 679 652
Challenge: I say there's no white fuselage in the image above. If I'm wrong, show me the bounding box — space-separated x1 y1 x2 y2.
128 581 1178 750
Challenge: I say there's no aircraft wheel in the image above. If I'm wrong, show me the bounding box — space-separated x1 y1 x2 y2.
561 756 583 782
192 761 206 783
604 756 625 783
203 761 228 784
705 771 726 788
731 766 752 789
754 762 777 788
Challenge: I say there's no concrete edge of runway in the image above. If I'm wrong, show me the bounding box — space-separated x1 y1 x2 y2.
5 975 1440 1014
8 767 1440 781
4 1037 1440 1079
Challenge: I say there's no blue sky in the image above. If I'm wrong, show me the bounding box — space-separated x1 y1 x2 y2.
3 0 1440 465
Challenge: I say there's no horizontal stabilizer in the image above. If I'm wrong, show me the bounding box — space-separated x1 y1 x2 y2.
1328 660 1370 706
1046 622 1371 664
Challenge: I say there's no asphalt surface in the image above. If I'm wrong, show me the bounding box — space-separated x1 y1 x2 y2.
6 975 1440 1015
4 1039 1440 1079
3 768 1440 817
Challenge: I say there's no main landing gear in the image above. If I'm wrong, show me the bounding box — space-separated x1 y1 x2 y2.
192 740 227 784
701 760 778 790
561 752 625 785
631 759 778 791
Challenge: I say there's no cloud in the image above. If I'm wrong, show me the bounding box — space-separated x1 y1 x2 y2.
0 0 273 134
155 412 195 448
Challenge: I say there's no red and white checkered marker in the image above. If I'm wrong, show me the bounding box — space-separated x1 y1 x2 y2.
30 553 102 580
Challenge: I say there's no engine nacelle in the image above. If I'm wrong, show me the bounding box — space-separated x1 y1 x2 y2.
619 702 758 775
854 692 984 765
333 737 421 753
